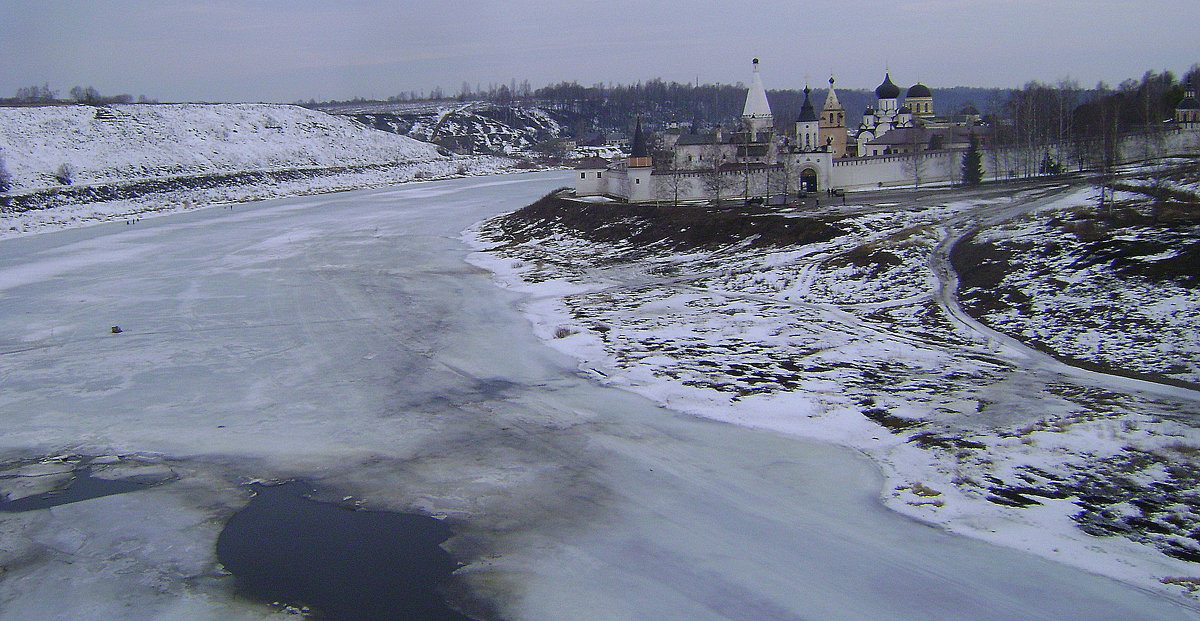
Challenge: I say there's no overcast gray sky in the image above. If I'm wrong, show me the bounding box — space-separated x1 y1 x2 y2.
2 0 1197 102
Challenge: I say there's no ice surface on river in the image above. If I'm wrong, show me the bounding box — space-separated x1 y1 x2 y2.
1 172 1197 619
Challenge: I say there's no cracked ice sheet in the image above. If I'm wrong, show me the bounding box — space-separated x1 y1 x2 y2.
0 172 1196 620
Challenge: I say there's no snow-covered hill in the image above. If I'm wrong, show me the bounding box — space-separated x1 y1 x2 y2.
341 102 565 155
0 104 516 236
0 103 443 193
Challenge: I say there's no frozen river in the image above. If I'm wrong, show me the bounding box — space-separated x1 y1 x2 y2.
0 172 1194 620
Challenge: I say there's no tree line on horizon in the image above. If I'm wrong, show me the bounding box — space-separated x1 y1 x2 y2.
1 84 157 105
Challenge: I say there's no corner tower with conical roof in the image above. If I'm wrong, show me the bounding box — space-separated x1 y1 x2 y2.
819 76 848 157
624 115 654 202
741 58 774 140
628 116 652 168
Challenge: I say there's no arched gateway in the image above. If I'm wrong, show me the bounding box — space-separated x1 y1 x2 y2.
800 168 818 193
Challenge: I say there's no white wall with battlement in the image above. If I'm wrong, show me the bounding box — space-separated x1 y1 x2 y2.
576 127 1200 201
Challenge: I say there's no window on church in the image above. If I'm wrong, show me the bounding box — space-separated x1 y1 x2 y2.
580 172 586 179
597 172 602 178
635 178 640 184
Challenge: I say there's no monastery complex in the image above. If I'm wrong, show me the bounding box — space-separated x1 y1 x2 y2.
575 59 1200 203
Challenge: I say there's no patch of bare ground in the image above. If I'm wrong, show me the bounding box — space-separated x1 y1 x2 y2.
485 190 844 254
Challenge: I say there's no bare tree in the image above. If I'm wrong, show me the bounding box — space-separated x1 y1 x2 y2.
655 170 690 206
901 154 924 188
701 165 736 205
1144 161 1174 224
764 163 789 204
900 131 927 187
778 154 799 202
14 83 57 103
699 141 733 205
69 85 101 103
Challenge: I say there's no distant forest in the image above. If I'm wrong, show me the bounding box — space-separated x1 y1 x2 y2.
303 64 1199 143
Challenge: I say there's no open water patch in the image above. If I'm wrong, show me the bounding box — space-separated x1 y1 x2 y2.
215 480 474 621
0 456 177 512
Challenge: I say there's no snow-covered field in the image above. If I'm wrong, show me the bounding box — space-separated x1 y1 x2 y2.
3 171 1196 619
0 103 516 238
469 177 1200 604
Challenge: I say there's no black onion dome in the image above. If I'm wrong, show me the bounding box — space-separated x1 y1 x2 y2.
907 83 932 98
797 86 818 122
864 106 876 116
875 73 901 99
899 105 912 114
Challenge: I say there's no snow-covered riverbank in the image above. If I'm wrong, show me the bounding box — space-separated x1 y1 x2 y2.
467 180 1200 605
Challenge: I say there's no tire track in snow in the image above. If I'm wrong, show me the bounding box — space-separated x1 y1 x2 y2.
930 186 1200 404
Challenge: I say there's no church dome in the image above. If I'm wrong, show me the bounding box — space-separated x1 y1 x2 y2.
899 105 913 114
875 73 901 99
1178 96 1200 110
960 104 980 116
863 106 876 116
907 83 932 98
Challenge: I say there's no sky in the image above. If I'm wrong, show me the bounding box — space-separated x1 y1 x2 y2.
1 0 1197 103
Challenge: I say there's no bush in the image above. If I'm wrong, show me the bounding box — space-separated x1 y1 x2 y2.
0 154 11 193
54 163 74 185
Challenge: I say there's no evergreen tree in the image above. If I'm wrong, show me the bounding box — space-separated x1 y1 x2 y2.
962 133 984 185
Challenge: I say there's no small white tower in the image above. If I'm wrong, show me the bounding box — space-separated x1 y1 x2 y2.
795 85 820 152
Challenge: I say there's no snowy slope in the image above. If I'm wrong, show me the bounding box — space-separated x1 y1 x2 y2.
347 103 564 155
0 103 443 193
0 103 520 237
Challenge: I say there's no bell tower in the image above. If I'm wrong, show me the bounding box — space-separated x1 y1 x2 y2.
819 76 847 158
795 85 820 152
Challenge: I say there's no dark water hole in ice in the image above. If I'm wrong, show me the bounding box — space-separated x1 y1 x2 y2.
0 467 164 512
215 480 473 621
